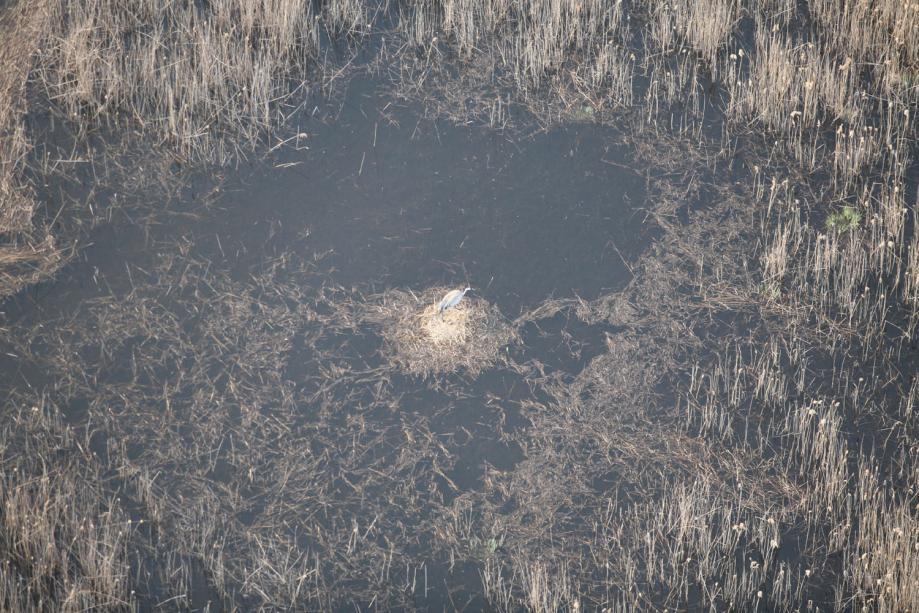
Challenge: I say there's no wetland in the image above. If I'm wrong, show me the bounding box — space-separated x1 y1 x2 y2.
0 0 917 610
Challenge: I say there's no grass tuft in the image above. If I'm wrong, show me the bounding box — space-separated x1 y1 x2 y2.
825 205 862 234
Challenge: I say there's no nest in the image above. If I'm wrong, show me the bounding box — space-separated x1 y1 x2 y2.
365 287 518 377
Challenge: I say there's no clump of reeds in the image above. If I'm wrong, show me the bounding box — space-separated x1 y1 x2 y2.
645 0 740 69
808 0 919 98
365 286 518 377
33 0 331 163
390 0 637 120
0 405 137 612
0 3 42 228
0 234 66 300
0 1 66 300
842 459 919 612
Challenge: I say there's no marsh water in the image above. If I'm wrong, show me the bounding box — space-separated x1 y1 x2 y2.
2 10 917 609
1 73 653 608
223 81 647 307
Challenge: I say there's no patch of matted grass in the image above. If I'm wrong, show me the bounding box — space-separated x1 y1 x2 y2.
365 286 518 378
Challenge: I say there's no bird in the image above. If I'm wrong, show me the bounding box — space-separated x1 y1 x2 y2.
437 287 472 315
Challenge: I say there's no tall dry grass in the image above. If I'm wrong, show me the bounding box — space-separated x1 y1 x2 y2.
0 0 65 300
35 0 329 164
0 406 137 612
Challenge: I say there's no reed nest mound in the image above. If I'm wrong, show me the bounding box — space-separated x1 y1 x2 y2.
365 287 518 377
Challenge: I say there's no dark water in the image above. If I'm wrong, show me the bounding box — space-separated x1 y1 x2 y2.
213 78 648 311
3 74 648 376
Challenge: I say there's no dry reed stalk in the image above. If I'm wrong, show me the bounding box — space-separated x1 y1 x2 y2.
35 0 325 163
0 0 66 300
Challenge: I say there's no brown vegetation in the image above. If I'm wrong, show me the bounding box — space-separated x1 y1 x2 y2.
366 287 519 377
0 405 136 611
0 1 67 300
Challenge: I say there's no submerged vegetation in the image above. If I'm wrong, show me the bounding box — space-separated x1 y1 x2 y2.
0 0 916 610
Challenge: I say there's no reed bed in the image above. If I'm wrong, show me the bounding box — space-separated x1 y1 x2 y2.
0 405 138 612
34 0 326 164
0 1 66 300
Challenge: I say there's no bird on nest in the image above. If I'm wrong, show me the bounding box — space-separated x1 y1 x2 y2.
437 287 472 316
